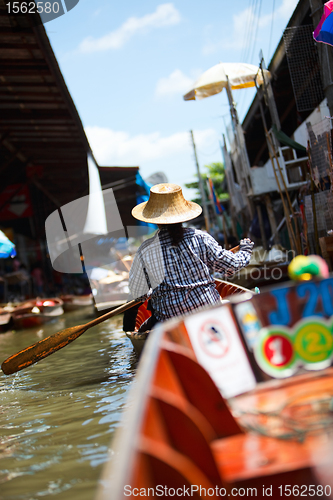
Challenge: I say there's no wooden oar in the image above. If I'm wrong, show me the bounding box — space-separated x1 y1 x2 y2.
230 245 240 253
1 297 144 376
1 244 244 376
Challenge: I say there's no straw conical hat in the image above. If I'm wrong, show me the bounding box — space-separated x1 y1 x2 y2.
132 183 202 224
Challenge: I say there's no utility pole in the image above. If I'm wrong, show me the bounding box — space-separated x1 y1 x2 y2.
190 130 210 233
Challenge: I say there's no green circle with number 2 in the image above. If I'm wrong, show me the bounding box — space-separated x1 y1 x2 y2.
294 321 333 363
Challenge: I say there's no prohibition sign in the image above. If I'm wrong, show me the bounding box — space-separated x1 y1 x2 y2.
198 319 230 358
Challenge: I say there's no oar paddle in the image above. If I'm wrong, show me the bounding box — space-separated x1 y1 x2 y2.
1 297 144 376
2 244 243 376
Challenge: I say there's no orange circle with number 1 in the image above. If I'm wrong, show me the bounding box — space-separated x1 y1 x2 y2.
263 334 294 368
294 322 333 363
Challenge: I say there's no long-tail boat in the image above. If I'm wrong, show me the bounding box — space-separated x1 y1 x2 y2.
60 294 94 312
125 279 255 355
11 297 64 329
97 271 333 499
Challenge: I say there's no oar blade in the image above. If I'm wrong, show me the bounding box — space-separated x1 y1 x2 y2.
1 324 87 375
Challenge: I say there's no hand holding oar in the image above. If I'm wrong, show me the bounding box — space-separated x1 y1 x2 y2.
2 297 144 376
230 245 240 253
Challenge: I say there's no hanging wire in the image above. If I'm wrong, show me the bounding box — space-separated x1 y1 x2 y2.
196 148 221 157
241 0 258 63
268 0 276 60
249 0 262 64
238 0 262 117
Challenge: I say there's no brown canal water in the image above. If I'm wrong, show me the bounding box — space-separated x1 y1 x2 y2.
0 308 137 500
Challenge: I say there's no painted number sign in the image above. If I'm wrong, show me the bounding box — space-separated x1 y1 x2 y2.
254 278 333 377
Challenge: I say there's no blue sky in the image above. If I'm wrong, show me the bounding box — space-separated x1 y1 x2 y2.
46 0 299 198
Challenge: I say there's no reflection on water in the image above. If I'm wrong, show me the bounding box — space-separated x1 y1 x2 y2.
0 308 137 500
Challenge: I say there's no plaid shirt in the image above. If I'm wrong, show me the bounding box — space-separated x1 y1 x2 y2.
129 228 252 321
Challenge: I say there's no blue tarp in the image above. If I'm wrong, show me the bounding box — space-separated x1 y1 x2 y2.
0 230 16 258
135 172 157 231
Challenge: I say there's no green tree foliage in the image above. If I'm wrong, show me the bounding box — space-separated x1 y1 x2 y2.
184 162 229 205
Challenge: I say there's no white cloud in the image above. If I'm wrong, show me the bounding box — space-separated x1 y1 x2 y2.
85 126 218 167
155 70 195 97
79 3 181 54
202 0 299 56
278 0 299 21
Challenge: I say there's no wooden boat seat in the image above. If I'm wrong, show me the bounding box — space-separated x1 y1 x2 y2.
128 385 223 497
141 388 327 499
146 388 225 489
133 436 221 499
149 340 333 495
152 339 243 438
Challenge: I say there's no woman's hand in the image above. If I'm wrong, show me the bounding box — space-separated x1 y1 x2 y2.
239 238 254 254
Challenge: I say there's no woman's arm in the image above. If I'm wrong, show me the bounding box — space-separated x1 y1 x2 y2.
204 235 254 276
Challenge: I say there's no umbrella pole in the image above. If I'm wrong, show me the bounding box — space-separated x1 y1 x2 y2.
225 78 254 218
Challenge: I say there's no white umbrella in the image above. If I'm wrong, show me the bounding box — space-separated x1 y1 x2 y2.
183 62 271 101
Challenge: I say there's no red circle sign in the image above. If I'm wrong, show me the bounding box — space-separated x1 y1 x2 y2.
198 320 230 358
263 334 293 367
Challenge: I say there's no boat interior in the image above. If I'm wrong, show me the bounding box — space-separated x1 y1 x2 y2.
96 296 333 500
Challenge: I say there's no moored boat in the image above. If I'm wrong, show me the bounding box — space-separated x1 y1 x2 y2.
97 272 333 499
125 279 255 356
60 294 94 312
0 306 14 332
12 297 64 329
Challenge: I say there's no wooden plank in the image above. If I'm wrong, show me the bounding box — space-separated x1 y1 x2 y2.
0 82 57 88
0 88 60 95
0 75 53 82
0 95 64 103
0 42 39 49
0 49 35 59
0 69 52 76
0 31 35 38
0 58 48 65
0 118 74 124
0 103 67 109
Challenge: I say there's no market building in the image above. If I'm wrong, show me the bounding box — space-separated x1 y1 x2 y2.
224 0 333 267
0 3 144 296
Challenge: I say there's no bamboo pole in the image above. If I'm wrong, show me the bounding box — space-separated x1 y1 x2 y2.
264 194 280 245
326 132 333 172
221 211 229 249
266 143 298 254
265 130 302 255
256 204 268 250
190 130 210 233
307 140 321 255
256 97 298 253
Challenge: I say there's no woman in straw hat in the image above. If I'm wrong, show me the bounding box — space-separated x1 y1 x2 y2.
124 183 253 331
